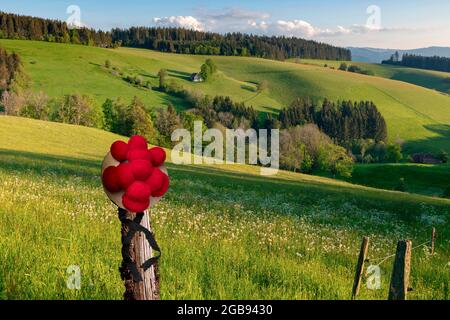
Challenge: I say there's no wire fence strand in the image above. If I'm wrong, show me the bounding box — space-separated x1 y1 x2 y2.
369 240 431 266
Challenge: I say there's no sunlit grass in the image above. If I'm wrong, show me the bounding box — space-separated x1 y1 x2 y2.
339 163 450 197
298 58 450 94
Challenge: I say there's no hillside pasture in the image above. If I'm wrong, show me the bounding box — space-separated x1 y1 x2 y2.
1 39 449 153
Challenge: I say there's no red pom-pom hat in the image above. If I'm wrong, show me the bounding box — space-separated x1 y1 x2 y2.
149 147 166 167
125 181 152 202
102 135 169 212
110 141 129 162
122 195 150 213
128 135 148 150
152 172 169 197
130 159 154 181
127 149 152 163
116 163 135 189
102 166 121 193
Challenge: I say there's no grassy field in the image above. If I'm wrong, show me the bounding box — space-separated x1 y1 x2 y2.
299 58 450 95
1 40 450 153
0 116 449 300
336 163 450 197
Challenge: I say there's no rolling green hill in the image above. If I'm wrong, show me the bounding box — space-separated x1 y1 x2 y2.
1 39 450 153
339 163 450 197
299 58 450 94
0 116 449 299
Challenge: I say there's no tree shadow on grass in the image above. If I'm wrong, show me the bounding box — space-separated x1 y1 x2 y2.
88 62 102 68
403 124 450 154
167 69 192 81
389 69 450 94
241 84 256 92
158 94 191 111
0 149 100 179
261 106 281 113
138 72 157 79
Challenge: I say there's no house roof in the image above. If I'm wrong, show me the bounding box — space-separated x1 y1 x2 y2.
190 73 203 80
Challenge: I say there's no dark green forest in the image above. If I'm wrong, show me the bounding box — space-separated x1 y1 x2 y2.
0 11 351 61
383 52 450 73
278 98 387 143
0 11 113 47
110 27 351 60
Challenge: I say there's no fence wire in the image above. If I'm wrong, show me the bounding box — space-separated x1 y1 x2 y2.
369 240 432 267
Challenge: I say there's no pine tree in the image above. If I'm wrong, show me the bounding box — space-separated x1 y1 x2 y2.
200 63 211 81
101 98 116 131
158 69 167 90
129 97 156 142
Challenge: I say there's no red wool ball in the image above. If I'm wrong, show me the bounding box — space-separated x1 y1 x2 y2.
152 172 169 197
127 149 152 163
110 141 129 162
128 135 148 150
122 194 150 213
130 159 154 181
149 147 166 167
125 181 151 202
102 166 121 193
116 163 135 189
145 168 165 193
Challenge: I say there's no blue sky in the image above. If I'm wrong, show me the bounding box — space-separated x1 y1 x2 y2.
1 0 449 49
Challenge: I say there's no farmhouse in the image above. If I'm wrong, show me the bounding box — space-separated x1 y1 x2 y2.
190 73 204 82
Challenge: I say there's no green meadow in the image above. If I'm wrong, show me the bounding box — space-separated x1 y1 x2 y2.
1 39 450 153
299 58 450 95
0 116 449 300
339 163 450 197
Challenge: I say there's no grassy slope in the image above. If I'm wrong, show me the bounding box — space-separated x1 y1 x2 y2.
339 163 450 197
1 39 450 153
299 58 450 94
0 116 449 299
0 39 278 111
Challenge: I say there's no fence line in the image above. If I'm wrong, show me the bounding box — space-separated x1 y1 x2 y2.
370 240 431 266
352 227 439 300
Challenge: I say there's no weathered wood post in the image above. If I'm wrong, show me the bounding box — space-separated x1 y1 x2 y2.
430 227 436 255
352 237 370 299
119 209 160 300
388 240 412 300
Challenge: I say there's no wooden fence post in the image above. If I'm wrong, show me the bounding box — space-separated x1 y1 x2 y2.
430 227 436 255
388 240 411 300
352 237 370 299
119 208 160 300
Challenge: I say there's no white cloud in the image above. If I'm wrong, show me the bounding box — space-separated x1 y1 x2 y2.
275 20 317 37
341 24 384 35
261 20 413 39
153 8 271 34
202 8 270 33
151 7 425 48
200 7 269 21
153 16 204 31
249 20 269 31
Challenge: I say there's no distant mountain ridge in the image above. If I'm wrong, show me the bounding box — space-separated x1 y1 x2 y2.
349 46 450 63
